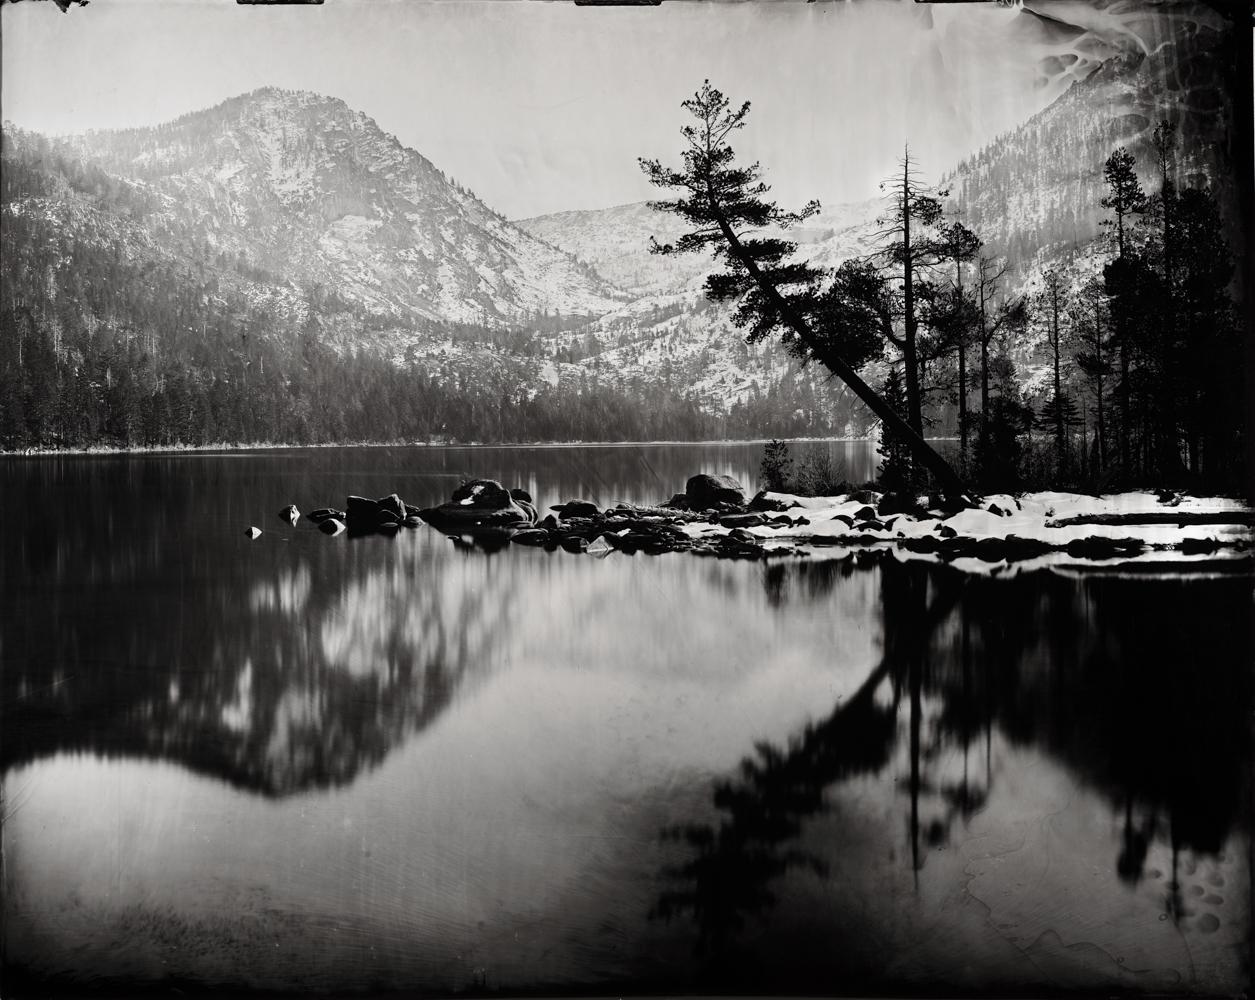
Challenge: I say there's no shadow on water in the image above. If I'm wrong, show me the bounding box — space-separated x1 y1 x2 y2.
654 559 1252 970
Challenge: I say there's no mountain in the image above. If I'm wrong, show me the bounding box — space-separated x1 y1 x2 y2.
516 199 888 429
942 2 1238 273
1 4 1241 452
56 87 626 327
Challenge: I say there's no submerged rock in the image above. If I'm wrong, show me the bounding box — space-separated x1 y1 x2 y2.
308 508 346 524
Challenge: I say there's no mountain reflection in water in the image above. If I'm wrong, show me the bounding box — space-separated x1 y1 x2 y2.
655 559 1251 973
3 534 515 795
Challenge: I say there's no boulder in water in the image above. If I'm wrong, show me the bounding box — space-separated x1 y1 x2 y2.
245 526 262 539
279 504 300 525
319 518 346 536
376 493 406 521
420 479 533 533
451 479 513 509
685 474 745 510
346 495 380 530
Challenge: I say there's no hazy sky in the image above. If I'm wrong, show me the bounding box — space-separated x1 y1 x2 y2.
2 0 1075 218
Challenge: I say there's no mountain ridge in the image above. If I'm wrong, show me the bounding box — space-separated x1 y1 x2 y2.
45 86 628 327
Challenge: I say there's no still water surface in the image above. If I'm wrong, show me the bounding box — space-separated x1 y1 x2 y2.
2 442 1250 995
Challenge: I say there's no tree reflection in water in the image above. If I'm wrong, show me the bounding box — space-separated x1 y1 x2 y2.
654 558 1251 956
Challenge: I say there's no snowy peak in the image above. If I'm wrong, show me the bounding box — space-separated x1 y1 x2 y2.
58 88 626 326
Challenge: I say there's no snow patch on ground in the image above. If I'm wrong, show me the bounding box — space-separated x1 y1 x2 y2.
683 490 1252 578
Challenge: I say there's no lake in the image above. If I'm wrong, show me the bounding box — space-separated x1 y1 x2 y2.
1 442 1250 997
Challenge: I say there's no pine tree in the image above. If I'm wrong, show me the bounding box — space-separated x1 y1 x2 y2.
1037 268 1074 477
1071 275 1112 473
1100 148 1148 258
878 366 915 493
639 82 966 498
1100 147 1149 476
939 222 982 460
874 150 952 435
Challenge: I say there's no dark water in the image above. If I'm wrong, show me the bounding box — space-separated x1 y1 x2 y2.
2 443 1250 996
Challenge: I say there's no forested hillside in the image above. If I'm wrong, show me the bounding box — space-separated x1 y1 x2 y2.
0 130 857 448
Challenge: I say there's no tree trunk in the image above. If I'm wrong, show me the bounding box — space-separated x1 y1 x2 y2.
1051 285 1064 475
1094 294 1106 471
958 340 968 458
901 159 923 435
956 264 968 459
980 338 990 431
1119 343 1130 473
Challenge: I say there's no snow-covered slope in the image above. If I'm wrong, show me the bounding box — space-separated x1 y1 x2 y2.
943 1 1236 271
516 197 888 425
516 198 884 296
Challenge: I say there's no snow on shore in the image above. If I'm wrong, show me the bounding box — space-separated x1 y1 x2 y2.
681 490 1253 578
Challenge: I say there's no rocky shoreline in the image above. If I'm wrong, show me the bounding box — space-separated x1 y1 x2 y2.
249 473 1254 577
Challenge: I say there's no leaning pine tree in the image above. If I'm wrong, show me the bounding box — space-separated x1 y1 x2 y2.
639 81 966 499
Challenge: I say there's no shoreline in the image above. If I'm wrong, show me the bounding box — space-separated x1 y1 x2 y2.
1 436 893 458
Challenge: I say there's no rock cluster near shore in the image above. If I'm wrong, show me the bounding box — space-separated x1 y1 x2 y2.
255 473 1253 576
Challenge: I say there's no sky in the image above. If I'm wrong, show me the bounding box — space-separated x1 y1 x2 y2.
2 0 1089 219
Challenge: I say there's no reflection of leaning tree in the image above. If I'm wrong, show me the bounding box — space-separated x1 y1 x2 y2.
654 560 1251 953
652 561 960 954
3 539 519 796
